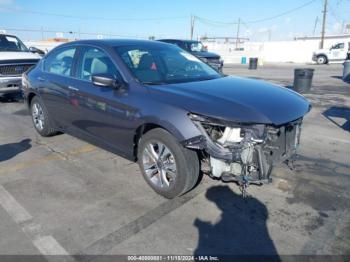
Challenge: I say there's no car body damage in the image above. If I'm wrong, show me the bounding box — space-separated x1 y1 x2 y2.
183 113 305 195
145 75 311 196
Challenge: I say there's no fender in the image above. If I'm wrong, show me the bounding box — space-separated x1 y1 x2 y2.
137 100 202 143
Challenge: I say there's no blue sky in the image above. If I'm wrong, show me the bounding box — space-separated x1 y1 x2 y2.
0 0 349 41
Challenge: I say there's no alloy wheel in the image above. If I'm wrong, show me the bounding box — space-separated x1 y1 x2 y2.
32 102 45 131
142 141 177 189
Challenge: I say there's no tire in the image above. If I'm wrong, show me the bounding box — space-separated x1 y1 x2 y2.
30 96 57 137
316 55 327 65
137 128 199 199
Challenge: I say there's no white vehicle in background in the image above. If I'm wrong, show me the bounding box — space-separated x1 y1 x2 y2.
0 34 43 97
312 42 350 64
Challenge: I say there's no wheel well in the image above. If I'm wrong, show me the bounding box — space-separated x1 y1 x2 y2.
27 92 36 107
133 123 166 160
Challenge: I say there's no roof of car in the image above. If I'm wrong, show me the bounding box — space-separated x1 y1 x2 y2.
0 34 20 38
158 39 200 43
61 39 171 48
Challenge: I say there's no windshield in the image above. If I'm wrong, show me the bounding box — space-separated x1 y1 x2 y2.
189 41 204 52
115 44 221 85
0 35 29 52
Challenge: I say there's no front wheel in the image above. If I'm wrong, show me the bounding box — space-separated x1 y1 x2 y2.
316 55 327 64
137 128 199 199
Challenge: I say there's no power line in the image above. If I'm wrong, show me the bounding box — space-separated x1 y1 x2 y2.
0 7 188 21
195 0 317 26
328 0 348 22
1 27 147 39
245 0 318 24
195 16 239 26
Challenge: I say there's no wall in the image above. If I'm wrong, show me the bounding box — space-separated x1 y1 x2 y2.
203 37 350 64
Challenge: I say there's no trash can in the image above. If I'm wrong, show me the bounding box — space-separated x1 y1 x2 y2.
293 68 314 93
249 58 258 70
241 57 247 64
343 60 350 81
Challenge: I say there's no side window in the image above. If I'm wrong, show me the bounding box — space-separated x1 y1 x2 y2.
333 43 344 49
45 47 76 76
78 47 118 81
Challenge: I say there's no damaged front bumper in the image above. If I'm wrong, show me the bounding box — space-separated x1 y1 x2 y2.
182 114 303 185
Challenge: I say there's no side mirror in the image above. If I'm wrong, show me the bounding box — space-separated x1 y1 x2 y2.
29 46 45 55
92 74 125 89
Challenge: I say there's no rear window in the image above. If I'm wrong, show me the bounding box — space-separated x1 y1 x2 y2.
44 47 76 76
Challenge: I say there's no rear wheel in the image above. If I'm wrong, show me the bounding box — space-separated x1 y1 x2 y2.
30 96 57 137
316 55 327 64
137 128 199 199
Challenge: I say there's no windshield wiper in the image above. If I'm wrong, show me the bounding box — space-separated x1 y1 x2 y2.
142 81 168 85
195 76 221 82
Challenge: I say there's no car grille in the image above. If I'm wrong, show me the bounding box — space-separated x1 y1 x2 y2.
0 64 35 77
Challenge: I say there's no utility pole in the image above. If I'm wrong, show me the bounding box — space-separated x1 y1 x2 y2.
313 16 319 36
190 15 195 40
235 18 241 50
320 0 328 49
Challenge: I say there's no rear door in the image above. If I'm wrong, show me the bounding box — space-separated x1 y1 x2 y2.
40 46 78 129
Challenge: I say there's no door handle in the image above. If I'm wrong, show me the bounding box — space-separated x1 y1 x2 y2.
37 76 45 82
68 86 79 91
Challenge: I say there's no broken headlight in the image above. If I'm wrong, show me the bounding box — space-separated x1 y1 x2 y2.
189 113 266 146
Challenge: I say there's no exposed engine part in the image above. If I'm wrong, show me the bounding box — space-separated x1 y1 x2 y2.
184 115 303 196
217 127 243 145
209 126 257 179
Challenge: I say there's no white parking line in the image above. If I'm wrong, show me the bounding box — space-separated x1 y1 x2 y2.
0 184 74 259
33 236 70 256
0 185 32 223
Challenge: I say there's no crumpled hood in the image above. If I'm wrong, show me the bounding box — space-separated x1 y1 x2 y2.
149 76 310 125
0 51 41 61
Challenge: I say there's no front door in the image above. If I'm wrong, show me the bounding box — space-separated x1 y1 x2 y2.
329 43 347 61
68 46 137 155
